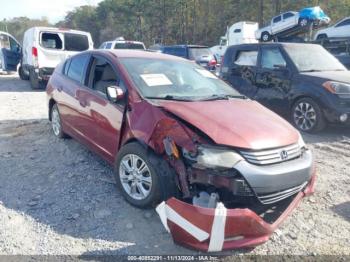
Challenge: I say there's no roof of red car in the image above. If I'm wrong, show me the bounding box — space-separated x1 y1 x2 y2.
97 49 186 61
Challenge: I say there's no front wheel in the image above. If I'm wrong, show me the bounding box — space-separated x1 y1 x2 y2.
291 98 326 133
115 142 179 208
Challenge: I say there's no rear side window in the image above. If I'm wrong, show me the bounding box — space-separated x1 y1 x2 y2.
234 51 258 66
64 33 89 51
163 47 187 58
261 48 286 69
114 43 145 50
41 33 62 49
106 43 112 49
66 54 90 83
336 19 350 27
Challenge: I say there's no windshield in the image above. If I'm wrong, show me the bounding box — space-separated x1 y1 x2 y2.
284 44 347 72
120 58 241 101
114 43 145 50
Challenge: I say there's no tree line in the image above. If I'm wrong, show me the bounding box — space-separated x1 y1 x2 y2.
1 0 350 47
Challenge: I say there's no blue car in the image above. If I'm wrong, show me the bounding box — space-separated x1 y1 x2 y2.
299 6 330 26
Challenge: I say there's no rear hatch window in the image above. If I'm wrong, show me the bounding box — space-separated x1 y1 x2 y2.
189 47 214 61
40 32 89 51
114 43 145 50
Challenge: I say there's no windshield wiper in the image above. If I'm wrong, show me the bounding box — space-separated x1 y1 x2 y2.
144 95 194 101
198 94 246 101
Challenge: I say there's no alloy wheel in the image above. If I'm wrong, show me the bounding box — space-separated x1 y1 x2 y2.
119 154 152 200
293 102 317 131
51 107 61 136
262 34 269 42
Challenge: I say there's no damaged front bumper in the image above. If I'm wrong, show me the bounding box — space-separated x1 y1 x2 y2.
156 173 316 252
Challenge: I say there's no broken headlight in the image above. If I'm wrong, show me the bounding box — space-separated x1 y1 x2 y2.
183 146 243 169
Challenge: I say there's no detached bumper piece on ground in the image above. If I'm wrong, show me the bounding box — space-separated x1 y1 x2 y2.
156 174 316 252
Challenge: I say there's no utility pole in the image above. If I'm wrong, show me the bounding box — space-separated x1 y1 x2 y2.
258 0 264 27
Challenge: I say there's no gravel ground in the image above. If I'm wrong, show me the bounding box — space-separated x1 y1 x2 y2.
0 74 349 256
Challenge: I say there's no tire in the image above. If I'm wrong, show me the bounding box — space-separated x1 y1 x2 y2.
291 98 326 133
114 142 179 208
299 18 309 27
18 66 29 80
50 104 67 138
29 69 44 89
261 32 271 42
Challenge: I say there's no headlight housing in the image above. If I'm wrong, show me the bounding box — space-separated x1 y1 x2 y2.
323 81 350 98
183 146 243 169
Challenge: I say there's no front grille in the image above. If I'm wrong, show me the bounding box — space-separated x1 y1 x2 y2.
240 143 302 165
257 182 308 205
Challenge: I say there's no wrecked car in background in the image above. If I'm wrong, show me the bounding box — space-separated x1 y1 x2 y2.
47 50 316 251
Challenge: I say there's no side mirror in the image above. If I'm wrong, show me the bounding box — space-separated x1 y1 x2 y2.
106 86 124 103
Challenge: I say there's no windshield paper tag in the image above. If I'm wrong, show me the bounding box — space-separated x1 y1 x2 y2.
195 69 217 79
140 74 173 86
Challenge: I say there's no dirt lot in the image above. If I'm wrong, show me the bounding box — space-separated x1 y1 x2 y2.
0 74 349 256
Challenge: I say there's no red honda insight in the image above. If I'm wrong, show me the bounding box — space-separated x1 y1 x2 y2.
47 50 316 251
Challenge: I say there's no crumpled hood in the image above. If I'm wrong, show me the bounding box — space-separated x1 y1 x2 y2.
300 70 350 84
158 99 299 150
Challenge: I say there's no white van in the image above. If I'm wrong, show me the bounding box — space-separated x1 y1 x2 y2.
20 27 93 89
0 31 21 73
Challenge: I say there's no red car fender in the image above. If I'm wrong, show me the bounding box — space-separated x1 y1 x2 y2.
156 174 316 252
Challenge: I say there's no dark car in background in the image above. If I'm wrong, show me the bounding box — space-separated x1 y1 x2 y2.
160 45 217 71
220 43 350 132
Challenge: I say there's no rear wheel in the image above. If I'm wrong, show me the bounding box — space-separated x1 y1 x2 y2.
50 104 67 138
299 18 309 27
29 69 45 89
261 32 271 42
18 66 29 80
115 142 179 208
292 98 326 133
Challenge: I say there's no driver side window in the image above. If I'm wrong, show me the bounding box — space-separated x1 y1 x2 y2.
261 48 286 69
88 57 125 98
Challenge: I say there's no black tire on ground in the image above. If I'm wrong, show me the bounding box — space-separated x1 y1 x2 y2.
29 69 44 89
299 18 309 27
114 142 180 209
261 32 271 42
291 97 326 133
18 66 29 80
50 103 68 139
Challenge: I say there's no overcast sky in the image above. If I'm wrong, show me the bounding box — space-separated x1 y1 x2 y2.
0 0 104 23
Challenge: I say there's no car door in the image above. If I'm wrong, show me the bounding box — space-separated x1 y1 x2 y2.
282 12 297 29
0 33 21 71
59 53 92 142
254 46 292 116
271 15 282 34
225 47 259 98
78 54 126 162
